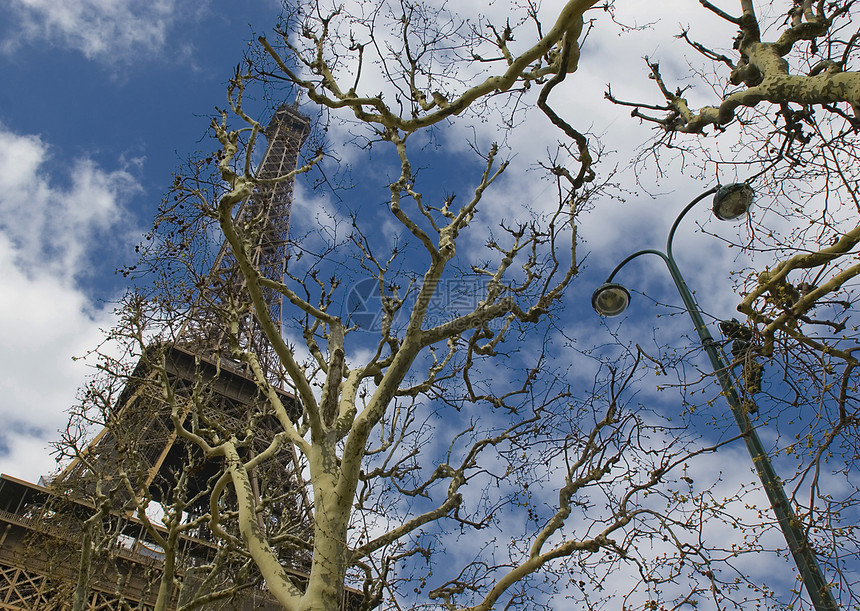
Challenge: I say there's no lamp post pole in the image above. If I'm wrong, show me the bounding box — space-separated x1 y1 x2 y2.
594 187 838 611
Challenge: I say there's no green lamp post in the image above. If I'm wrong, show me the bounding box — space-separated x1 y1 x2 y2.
592 184 838 611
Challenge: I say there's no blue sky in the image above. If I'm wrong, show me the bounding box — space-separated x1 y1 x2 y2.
0 1 852 607
0 0 751 479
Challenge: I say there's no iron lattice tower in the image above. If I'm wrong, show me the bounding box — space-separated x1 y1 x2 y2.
56 102 311 504
0 104 365 610
179 103 310 379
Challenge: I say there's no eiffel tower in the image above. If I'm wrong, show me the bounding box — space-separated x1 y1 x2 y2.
0 104 359 610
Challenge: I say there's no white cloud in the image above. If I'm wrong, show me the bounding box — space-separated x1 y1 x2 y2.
0 127 140 277
1 0 205 63
0 235 115 481
0 126 138 481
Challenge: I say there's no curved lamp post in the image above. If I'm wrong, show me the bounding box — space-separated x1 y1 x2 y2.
592 185 838 611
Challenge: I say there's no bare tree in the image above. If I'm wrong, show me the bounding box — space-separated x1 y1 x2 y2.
51 1 860 610
607 0 860 606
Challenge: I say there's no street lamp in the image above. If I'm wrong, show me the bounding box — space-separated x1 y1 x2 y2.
712 182 755 220
592 185 838 611
591 283 629 317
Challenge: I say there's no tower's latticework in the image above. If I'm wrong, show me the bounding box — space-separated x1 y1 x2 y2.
180 103 308 379
0 105 359 610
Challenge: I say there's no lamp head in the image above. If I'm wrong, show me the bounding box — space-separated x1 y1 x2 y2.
592 283 631 317
713 183 754 221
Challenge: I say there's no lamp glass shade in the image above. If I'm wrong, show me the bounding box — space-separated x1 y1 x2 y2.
713 183 754 220
592 283 630 317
